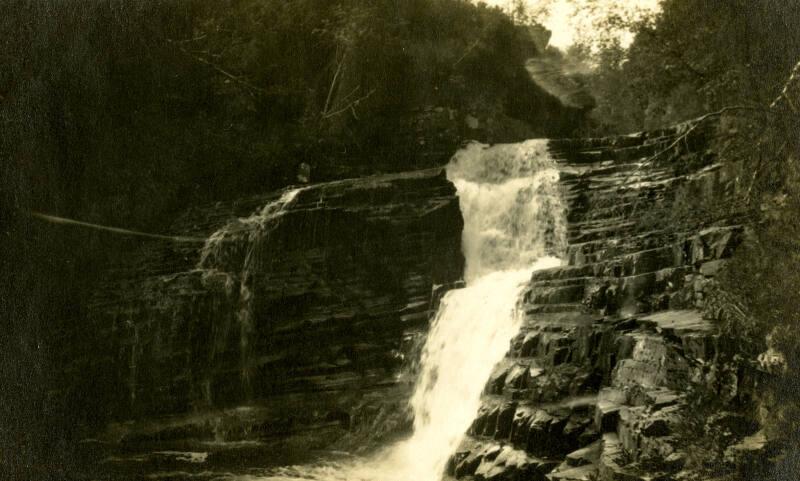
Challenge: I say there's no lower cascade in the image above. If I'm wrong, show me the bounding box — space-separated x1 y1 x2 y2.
256 139 566 481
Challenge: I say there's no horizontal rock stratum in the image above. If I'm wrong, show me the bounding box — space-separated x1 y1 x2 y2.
88 168 464 443
452 118 763 481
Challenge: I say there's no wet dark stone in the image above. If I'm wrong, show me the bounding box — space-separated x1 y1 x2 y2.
88 168 465 442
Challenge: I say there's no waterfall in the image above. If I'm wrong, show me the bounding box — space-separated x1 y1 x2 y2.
257 139 565 481
197 188 302 402
395 140 565 480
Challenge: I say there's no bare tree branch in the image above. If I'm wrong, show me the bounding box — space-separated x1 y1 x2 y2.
167 39 264 96
607 105 778 220
323 50 346 116
321 89 376 119
30 212 206 243
453 38 481 67
628 106 779 178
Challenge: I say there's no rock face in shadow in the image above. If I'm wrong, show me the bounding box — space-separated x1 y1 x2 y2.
88 168 464 444
451 119 766 481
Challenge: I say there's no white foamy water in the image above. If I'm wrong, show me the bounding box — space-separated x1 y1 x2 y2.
197 188 302 401
448 140 567 281
198 188 302 270
233 140 565 481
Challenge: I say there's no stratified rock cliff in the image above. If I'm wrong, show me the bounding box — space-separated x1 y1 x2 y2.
87 168 464 446
82 116 778 480
450 119 770 481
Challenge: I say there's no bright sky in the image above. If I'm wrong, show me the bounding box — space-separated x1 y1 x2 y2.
480 0 662 50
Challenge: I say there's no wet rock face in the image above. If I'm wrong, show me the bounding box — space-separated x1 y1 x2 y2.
453 120 761 481
90 169 464 434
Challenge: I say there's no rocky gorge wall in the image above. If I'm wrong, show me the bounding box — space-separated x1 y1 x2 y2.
84 115 773 480
450 119 774 481
86 169 464 448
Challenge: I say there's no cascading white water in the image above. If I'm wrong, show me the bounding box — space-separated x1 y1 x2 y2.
448 140 567 280
197 188 302 401
199 188 302 270
254 139 566 481
377 140 565 480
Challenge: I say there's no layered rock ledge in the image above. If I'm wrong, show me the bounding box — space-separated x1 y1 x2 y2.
87 168 464 445
451 119 768 481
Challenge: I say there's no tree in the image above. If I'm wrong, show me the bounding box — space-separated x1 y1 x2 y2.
578 0 800 132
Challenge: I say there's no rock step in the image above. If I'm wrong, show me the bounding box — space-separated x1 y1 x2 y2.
90 167 464 419
528 277 594 289
525 284 587 305
560 163 722 206
556 159 671 180
566 224 742 267
549 138 675 163
598 433 636 481
451 438 561 480
565 169 677 189
560 177 675 199
467 400 597 460
547 463 598 481
568 217 636 231
525 304 586 314
549 118 715 151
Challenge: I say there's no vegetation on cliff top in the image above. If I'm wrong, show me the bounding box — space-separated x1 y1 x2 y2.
2 0 567 234
562 0 800 133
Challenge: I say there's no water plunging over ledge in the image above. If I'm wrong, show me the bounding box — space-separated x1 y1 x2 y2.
246 139 566 481
197 188 304 403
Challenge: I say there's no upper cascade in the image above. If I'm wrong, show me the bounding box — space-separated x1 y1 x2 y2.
447 140 567 280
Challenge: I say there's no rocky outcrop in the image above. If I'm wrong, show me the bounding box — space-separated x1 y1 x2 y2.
451 118 768 481
87 168 464 444
83 115 774 479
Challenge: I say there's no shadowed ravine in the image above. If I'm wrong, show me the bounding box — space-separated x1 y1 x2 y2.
210 141 567 481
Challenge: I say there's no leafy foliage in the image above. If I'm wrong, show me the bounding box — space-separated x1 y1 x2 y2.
1 0 564 231
679 88 800 480
574 0 800 133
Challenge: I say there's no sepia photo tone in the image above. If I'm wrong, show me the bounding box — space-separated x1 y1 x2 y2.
2 1 800 480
